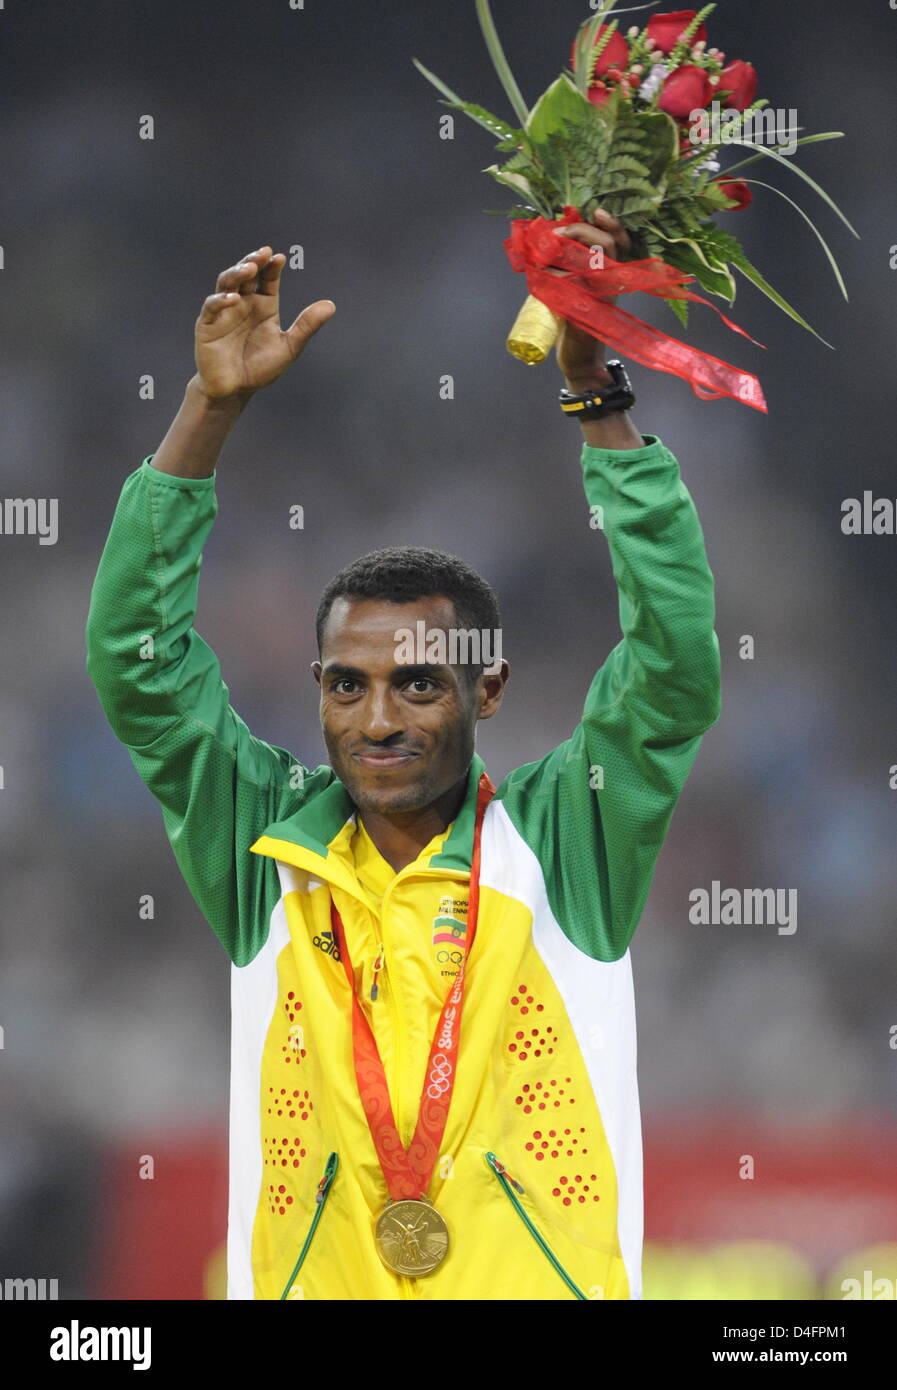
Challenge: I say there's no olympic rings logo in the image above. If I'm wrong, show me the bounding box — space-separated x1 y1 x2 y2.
426 1053 453 1099
436 948 463 965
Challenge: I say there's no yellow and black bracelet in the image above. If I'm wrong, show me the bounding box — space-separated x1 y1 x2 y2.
558 359 635 420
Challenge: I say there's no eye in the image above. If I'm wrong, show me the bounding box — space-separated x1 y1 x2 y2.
405 676 438 695
332 678 360 695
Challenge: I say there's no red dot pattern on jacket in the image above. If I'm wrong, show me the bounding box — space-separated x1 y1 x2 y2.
263 991 314 1217
508 985 601 1205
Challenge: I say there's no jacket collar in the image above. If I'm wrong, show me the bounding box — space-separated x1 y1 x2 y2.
249 753 487 887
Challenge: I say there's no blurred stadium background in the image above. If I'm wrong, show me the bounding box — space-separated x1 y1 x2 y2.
1 0 895 1299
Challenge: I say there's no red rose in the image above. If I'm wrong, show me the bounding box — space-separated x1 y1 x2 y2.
646 10 707 56
715 179 752 210
718 60 758 111
571 23 629 80
587 82 611 108
657 64 713 120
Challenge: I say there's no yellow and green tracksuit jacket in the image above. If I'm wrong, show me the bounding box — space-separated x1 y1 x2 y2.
84 433 721 1301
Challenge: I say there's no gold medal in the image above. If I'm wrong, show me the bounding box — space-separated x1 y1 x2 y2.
374 1198 449 1277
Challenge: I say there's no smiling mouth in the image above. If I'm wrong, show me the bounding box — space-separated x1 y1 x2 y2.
353 750 419 769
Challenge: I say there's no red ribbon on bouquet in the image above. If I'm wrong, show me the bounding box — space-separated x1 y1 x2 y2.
504 206 768 413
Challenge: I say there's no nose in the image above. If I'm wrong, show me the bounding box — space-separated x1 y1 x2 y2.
358 685 404 744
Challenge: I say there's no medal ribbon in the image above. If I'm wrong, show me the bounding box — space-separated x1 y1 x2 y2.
504 206 768 413
330 771 495 1202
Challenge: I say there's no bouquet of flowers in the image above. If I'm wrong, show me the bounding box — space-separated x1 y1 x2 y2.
414 1 857 411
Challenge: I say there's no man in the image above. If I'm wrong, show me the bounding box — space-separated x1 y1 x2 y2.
85 212 721 1301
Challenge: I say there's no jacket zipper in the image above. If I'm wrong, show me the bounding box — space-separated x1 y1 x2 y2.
485 1152 587 1300
373 866 469 1136
279 1152 339 1300
370 942 385 1000
379 879 410 1147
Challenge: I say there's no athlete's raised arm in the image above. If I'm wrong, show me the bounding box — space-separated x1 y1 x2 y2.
85 249 336 962
497 214 721 960
151 246 335 479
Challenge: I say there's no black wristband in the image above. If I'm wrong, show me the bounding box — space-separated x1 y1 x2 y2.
559 360 635 420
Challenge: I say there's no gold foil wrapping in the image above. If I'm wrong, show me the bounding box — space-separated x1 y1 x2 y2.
506 293 563 365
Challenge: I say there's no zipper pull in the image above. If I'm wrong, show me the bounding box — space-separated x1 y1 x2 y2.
370 943 385 1000
486 1151 526 1194
316 1151 339 1203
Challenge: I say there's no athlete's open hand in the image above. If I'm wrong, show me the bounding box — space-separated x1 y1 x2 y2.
195 247 336 400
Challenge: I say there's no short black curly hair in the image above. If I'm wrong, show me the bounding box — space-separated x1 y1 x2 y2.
315 546 501 686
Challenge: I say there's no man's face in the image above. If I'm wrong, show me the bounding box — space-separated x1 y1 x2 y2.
312 595 507 816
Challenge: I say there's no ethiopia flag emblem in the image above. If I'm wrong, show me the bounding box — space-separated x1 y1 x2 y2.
432 894 468 949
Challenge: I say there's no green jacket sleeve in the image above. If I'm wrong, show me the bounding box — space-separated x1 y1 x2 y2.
496 433 722 961
85 457 310 965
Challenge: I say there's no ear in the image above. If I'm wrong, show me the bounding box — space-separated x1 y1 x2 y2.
311 661 322 687
477 659 509 721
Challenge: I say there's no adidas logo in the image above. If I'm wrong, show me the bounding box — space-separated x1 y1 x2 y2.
312 930 341 962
